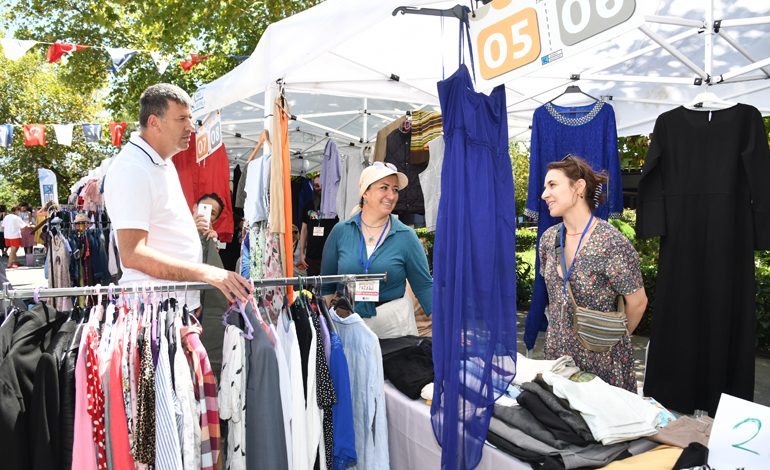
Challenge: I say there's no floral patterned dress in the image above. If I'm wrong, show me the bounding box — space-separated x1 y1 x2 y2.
539 219 643 391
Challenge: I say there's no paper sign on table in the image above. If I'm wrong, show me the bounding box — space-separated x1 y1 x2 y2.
708 393 770 469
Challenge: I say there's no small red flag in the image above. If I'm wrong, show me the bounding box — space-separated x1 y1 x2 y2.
180 53 209 72
109 122 128 147
47 42 89 63
23 124 46 146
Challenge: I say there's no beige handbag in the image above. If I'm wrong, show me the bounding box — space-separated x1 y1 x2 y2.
558 236 628 353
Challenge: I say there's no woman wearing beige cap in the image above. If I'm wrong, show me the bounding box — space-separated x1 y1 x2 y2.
320 162 433 338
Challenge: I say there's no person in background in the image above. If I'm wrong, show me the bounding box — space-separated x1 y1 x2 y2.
194 192 225 242
193 192 229 379
0 205 6 258
2 206 26 268
18 202 36 266
299 175 338 276
538 154 647 392
321 162 433 338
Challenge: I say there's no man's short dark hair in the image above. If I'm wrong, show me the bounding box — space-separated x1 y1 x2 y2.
197 193 224 215
139 83 193 128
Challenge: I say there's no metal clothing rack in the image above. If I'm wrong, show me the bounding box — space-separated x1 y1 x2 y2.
0 273 387 301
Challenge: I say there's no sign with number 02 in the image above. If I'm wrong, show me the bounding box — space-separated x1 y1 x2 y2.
708 393 770 469
469 0 648 90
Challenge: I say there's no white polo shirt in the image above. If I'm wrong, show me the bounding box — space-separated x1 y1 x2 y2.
104 132 203 308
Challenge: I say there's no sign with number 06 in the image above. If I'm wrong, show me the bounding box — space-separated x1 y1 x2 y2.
469 0 646 89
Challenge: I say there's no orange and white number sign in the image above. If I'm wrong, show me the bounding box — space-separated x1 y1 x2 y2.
477 6 540 80
470 0 645 90
196 111 223 163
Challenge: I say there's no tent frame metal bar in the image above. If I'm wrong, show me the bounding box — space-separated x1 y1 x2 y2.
719 16 770 28
639 24 709 80
717 30 770 78
616 82 770 133
506 28 701 109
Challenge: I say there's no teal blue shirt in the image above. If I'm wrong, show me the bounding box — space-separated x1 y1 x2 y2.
320 215 433 318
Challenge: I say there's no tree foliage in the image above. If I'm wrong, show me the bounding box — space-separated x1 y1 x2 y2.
1 0 320 119
0 50 111 206
0 0 319 202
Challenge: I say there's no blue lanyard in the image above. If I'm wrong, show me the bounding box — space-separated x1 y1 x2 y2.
359 214 390 274
561 214 594 299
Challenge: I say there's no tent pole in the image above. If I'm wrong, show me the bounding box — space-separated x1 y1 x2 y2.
293 116 361 141
716 30 770 78
363 97 368 143
640 25 709 80
532 73 698 85
705 0 714 80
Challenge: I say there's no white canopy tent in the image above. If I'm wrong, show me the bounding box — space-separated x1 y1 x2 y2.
194 0 770 171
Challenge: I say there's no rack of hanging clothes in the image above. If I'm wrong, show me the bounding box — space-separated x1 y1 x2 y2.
0 272 390 470
43 205 114 311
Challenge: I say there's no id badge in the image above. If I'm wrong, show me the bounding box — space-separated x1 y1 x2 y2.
313 226 325 237
354 280 380 302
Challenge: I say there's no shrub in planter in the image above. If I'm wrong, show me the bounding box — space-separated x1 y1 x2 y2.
516 227 538 252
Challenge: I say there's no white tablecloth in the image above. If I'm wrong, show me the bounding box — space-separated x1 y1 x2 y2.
384 382 530 470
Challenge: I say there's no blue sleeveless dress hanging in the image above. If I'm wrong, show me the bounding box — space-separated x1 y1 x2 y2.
431 20 518 470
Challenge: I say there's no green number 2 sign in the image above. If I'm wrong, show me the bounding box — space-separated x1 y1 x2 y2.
732 418 762 456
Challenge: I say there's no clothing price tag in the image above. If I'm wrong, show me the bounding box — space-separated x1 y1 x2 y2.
354 281 380 303
708 393 770 469
313 226 325 237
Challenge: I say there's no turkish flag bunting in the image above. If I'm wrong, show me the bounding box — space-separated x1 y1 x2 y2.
110 122 128 147
47 42 89 63
179 53 209 72
23 124 46 146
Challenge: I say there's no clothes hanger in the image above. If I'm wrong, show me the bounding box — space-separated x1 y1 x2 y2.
684 91 736 110
548 85 599 112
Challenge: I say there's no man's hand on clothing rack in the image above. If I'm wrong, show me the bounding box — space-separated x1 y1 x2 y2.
199 265 253 303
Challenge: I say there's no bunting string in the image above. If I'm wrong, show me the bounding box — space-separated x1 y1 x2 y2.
0 37 249 74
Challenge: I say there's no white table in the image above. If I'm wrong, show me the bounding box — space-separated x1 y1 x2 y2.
384 382 530 470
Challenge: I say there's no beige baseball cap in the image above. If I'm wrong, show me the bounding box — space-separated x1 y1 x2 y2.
358 162 408 197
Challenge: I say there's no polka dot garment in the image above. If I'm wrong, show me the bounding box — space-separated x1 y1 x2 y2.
85 327 107 470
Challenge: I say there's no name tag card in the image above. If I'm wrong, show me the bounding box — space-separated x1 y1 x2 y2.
354 281 380 303
313 226 325 237
708 393 770 469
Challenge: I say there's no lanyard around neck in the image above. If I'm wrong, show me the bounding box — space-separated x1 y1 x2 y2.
359 213 390 274
561 214 594 299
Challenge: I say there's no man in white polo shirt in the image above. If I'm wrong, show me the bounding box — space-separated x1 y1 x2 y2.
104 83 252 308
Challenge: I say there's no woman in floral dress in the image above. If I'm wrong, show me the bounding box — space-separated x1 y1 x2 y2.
538 155 648 391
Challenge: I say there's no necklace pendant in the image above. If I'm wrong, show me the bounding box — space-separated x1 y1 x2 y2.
368 236 374 243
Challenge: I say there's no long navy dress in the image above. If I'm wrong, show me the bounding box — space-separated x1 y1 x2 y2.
523 101 623 350
431 61 518 469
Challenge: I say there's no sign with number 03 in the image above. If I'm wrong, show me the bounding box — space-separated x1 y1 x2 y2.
469 0 647 89
196 111 223 163
708 393 770 469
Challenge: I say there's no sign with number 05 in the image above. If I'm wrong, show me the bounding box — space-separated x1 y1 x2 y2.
469 0 647 89
709 393 770 469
